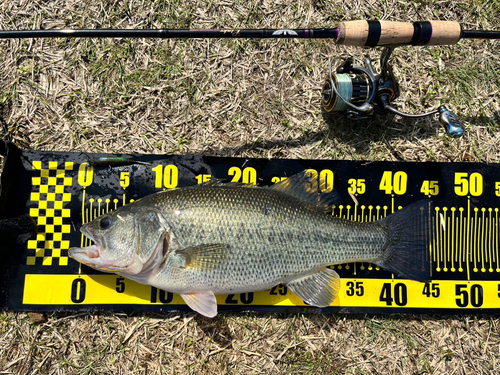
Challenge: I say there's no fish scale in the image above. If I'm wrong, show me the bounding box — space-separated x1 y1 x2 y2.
69 171 432 317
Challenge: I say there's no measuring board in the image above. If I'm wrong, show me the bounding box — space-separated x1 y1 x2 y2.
1 140 500 315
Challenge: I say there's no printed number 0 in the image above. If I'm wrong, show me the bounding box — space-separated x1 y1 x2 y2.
71 279 86 303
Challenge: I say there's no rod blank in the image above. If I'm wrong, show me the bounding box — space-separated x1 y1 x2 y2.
0 28 339 39
0 21 498 47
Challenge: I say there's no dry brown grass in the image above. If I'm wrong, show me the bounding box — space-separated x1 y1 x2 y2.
1 312 500 374
1 0 500 374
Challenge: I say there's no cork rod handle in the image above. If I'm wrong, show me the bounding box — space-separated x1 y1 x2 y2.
336 20 462 47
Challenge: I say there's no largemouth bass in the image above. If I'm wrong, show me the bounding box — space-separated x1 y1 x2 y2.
69 171 432 317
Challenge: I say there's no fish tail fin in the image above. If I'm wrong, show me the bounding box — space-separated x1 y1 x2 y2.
375 200 434 282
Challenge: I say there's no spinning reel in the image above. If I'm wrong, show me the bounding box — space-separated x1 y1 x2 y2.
321 47 464 137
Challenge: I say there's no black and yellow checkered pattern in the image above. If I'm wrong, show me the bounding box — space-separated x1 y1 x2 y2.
27 161 73 266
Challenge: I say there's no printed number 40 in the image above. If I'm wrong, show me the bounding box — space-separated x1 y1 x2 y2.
379 283 407 306
379 171 407 195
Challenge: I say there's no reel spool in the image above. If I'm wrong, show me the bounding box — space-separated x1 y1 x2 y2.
322 73 370 113
321 58 377 119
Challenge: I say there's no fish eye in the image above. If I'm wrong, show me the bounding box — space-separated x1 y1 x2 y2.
99 217 111 229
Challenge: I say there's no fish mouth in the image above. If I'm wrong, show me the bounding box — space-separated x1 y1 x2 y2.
69 224 141 274
68 226 102 264
68 244 100 261
68 245 101 266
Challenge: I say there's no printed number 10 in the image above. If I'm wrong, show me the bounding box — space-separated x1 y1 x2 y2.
152 165 179 189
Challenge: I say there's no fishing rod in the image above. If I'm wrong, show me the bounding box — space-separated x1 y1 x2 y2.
2 20 500 137
1 20 499 42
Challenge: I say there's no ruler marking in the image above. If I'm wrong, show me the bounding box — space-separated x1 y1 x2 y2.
458 208 463 273
473 208 478 273
451 208 455 272
487 213 493 272
496 208 500 272
482 211 487 271
434 207 440 271
446 211 450 271
467 198 471 280
443 209 447 271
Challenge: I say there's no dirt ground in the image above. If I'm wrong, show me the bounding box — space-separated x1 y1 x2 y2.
1 0 500 374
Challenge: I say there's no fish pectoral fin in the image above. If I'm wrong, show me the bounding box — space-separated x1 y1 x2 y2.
286 268 341 307
175 244 232 270
181 292 218 317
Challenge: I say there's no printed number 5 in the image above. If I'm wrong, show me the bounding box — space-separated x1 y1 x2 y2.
120 172 130 189
116 277 125 293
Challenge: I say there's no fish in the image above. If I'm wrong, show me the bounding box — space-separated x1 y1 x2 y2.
69 171 432 317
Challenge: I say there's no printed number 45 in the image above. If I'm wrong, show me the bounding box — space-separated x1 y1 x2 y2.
420 180 439 196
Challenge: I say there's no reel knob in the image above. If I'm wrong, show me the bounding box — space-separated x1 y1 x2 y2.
438 106 464 138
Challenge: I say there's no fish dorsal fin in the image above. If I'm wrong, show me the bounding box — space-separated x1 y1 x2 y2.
181 292 218 317
286 268 341 307
270 170 340 211
174 244 232 271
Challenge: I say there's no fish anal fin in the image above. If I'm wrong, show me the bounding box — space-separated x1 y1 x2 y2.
173 244 232 271
181 292 218 317
270 170 340 211
286 268 341 307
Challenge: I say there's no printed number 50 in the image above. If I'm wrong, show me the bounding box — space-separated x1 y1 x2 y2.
454 172 483 197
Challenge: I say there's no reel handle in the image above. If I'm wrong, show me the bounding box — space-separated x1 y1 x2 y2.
438 106 464 138
336 20 461 47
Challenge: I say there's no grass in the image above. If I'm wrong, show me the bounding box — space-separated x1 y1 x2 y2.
1 0 500 374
